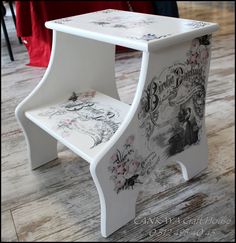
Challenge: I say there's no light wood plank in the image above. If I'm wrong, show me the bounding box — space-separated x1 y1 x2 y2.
1 211 18 242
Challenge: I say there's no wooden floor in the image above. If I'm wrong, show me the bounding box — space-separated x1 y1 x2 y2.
1 2 235 242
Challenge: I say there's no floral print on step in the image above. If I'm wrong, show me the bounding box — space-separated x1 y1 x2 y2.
91 15 156 29
108 135 157 194
53 17 73 25
185 21 210 29
38 91 121 148
101 9 118 14
129 33 172 42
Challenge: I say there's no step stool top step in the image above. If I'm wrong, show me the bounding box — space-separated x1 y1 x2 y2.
46 9 219 52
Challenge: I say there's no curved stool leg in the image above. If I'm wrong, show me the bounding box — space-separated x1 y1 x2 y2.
176 132 208 181
90 162 139 237
15 109 58 169
89 53 153 237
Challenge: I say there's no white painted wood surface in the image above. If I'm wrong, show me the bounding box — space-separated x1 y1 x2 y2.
25 90 130 163
45 9 219 52
1 211 18 242
15 9 219 238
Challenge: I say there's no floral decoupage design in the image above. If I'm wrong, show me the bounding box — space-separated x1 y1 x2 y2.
108 135 157 194
91 12 156 29
129 33 172 42
185 20 210 29
38 91 122 148
53 17 73 25
138 35 212 158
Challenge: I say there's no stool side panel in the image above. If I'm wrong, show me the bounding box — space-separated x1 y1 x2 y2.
91 34 212 237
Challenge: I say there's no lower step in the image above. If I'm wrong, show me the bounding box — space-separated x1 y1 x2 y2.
25 90 130 163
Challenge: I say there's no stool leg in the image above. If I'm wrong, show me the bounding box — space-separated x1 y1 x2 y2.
8 0 22 44
24 121 58 170
176 131 208 181
15 107 58 170
90 161 139 237
1 14 14 61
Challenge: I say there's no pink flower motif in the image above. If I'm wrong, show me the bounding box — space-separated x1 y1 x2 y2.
128 160 140 174
133 160 140 167
110 164 118 174
190 53 199 65
126 135 135 145
116 163 127 175
199 45 209 64
124 165 130 174
191 38 200 52
63 119 72 125
115 176 126 190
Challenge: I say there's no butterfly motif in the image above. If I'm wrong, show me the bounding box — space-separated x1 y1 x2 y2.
68 92 78 102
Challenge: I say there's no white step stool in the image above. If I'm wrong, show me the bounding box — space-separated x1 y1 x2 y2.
15 9 219 237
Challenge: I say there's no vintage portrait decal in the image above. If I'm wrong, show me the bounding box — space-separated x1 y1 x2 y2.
138 35 211 158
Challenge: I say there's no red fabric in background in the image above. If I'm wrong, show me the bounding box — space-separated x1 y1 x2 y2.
16 1 154 67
